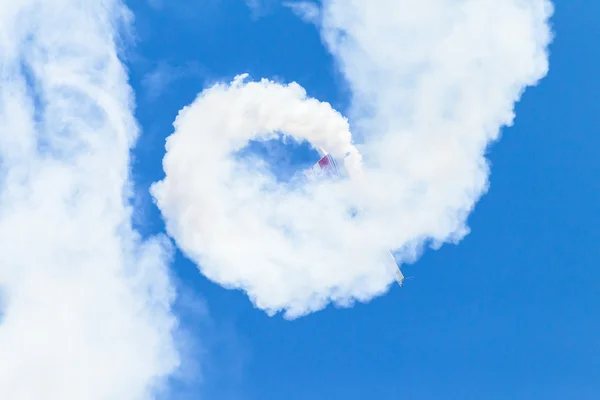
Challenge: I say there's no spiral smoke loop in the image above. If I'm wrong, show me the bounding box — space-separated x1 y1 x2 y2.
152 0 554 318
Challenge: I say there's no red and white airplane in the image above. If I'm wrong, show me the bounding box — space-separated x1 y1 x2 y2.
304 148 343 180
304 148 405 287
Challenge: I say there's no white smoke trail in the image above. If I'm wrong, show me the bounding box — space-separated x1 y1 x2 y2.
0 0 179 398
152 0 554 318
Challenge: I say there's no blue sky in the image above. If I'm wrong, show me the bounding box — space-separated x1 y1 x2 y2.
1 0 596 399
118 1 600 399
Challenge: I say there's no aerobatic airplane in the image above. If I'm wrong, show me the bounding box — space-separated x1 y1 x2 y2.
305 148 405 287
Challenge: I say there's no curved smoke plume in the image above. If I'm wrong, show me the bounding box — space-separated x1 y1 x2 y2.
0 0 179 398
153 0 554 318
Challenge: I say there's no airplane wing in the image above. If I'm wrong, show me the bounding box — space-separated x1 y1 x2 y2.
390 252 404 287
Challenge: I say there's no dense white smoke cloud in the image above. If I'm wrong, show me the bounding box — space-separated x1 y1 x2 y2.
0 0 180 398
153 0 554 318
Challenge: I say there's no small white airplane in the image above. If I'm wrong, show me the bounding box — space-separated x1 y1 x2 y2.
305 148 405 287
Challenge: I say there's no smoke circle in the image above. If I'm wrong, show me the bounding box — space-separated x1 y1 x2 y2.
151 75 396 318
